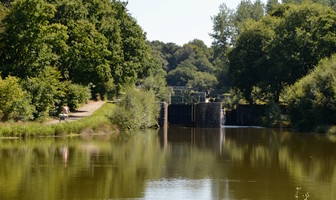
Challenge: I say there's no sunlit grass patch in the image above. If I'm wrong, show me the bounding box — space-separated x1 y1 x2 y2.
0 103 117 138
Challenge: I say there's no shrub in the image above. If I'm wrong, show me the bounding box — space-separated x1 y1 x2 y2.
110 86 160 132
0 103 116 137
61 82 91 111
22 67 63 120
0 76 34 121
284 55 336 131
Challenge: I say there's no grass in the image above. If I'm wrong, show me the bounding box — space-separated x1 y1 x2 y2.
0 103 118 138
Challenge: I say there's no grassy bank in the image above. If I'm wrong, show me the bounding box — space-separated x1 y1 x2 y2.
0 103 118 138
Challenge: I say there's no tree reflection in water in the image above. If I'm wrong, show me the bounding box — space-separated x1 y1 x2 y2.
0 127 335 200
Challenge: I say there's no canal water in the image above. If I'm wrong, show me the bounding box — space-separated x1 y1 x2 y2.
0 127 335 200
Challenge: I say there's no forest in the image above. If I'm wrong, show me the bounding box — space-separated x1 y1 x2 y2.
1 0 336 132
0 0 163 122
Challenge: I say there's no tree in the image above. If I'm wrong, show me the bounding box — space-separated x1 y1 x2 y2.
0 0 12 7
228 19 273 104
113 1 153 88
285 55 336 131
268 2 336 101
21 67 64 119
66 19 112 96
227 2 336 103
167 60 197 86
210 3 234 59
188 72 218 94
266 0 279 13
0 0 68 78
0 76 33 121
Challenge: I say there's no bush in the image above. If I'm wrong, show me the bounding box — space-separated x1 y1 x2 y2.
62 82 91 111
110 86 160 132
284 55 336 131
0 103 116 137
22 68 91 119
262 101 288 128
0 76 34 121
22 67 63 120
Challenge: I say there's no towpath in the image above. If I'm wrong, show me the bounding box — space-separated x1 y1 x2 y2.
47 101 106 124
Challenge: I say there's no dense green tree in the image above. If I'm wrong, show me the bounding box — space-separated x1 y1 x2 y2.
167 60 196 86
0 0 68 78
266 0 279 13
0 0 12 7
235 0 265 23
210 3 234 58
149 41 169 71
188 72 218 94
0 76 33 121
210 4 235 94
51 0 88 25
21 67 64 119
228 20 273 103
226 2 336 103
285 55 336 131
162 42 181 71
211 1 266 95
268 2 336 101
150 40 216 92
0 0 155 120
66 19 111 95
113 1 153 87
0 3 6 49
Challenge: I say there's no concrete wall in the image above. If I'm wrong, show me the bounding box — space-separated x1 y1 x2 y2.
224 104 266 126
158 102 168 127
195 102 222 128
168 104 195 127
165 103 222 128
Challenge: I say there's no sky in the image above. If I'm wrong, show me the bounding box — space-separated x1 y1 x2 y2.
127 0 265 47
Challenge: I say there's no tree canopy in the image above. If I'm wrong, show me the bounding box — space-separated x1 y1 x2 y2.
0 0 156 120
215 1 336 103
150 40 218 94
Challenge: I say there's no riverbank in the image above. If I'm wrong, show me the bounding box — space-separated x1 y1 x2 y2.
0 102 118 138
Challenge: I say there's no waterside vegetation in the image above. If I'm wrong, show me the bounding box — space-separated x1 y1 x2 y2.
2 0 336 134
0 102 117 138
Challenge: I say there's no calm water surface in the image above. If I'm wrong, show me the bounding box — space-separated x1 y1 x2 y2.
0 127 335 200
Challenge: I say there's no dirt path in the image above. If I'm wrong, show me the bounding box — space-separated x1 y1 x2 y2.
47 101 106 124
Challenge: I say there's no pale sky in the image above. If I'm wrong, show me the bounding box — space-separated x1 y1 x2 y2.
127 0 265 47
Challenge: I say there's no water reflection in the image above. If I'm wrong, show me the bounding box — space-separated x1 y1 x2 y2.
0 127 335 199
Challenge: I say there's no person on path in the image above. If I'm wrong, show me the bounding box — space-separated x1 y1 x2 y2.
60 105 70 122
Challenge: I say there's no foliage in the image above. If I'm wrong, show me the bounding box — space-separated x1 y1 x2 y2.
141 72 170 102
228 19 274 103
226 2 336 104
0 0 68 78
152 40 217 93
62 82 91 111
262 100 288 127
0 0 155 121
210 4 234 58
0 76 33 121
0 102 116 137
21 67 64 119
284 55 336 131
266 0 280 13
66 19 112 95
110 86 160 132
221 89 247 109
113 1 153 88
